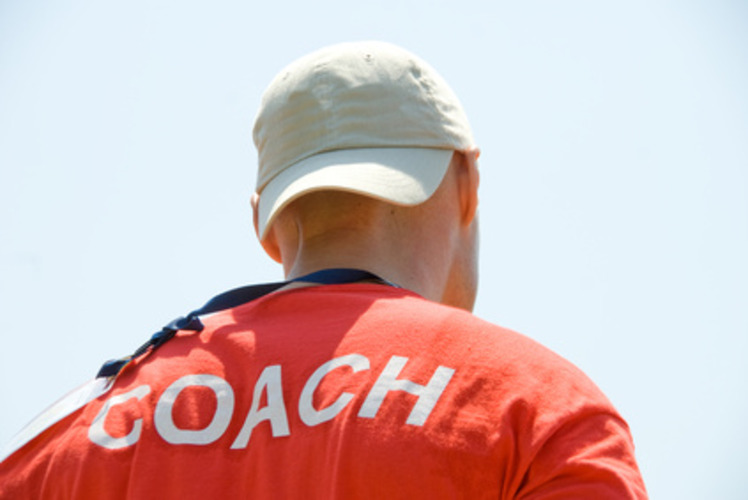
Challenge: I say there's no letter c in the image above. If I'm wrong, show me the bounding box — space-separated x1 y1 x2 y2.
299 354 370 426
88 385 151 449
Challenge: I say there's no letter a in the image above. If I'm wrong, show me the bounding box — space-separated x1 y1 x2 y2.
231 365 290 449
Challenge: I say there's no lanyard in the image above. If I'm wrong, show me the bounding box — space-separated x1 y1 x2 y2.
1 269 395 463
96 269 393 379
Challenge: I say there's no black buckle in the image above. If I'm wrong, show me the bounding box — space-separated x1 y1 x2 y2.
96 315 205 378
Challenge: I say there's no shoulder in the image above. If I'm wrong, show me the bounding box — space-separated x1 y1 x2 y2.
369 292 605 395
242 285 616 412
221 284 603 393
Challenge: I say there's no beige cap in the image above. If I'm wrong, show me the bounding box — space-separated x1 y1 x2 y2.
253 41 475 240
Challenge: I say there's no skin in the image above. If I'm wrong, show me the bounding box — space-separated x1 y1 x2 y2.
251 148 481 311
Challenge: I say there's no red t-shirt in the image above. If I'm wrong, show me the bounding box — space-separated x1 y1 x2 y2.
0 284 647 499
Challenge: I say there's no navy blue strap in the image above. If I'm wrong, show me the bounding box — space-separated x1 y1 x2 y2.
96 269 391 378
190 268 383 318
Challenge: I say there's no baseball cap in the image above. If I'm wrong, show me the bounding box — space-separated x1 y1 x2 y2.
253 41 475 240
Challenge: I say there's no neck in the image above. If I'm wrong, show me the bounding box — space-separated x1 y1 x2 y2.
283 228 444 301
271 182 478 311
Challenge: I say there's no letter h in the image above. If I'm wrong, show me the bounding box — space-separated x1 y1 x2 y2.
358 356 454 426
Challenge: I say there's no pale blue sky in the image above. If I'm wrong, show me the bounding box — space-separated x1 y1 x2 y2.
1 1 747 498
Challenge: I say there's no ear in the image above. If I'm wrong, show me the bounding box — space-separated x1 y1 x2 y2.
456 147 480 226
251 192 283 263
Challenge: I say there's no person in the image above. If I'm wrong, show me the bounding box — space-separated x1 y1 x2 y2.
0 41 647 499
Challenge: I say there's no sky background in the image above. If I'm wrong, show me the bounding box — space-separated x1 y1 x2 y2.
1 0 746 498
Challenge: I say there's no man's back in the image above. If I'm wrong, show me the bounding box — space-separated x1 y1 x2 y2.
0 283 645 498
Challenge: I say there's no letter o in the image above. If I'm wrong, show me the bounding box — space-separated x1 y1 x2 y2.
154 374 234 445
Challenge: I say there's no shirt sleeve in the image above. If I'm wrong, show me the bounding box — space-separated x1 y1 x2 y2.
516 408 648 499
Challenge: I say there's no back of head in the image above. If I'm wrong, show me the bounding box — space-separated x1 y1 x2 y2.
250 41 480 310
252 41 475 242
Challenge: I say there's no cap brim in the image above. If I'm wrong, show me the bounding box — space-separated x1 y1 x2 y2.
257 147 454 240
